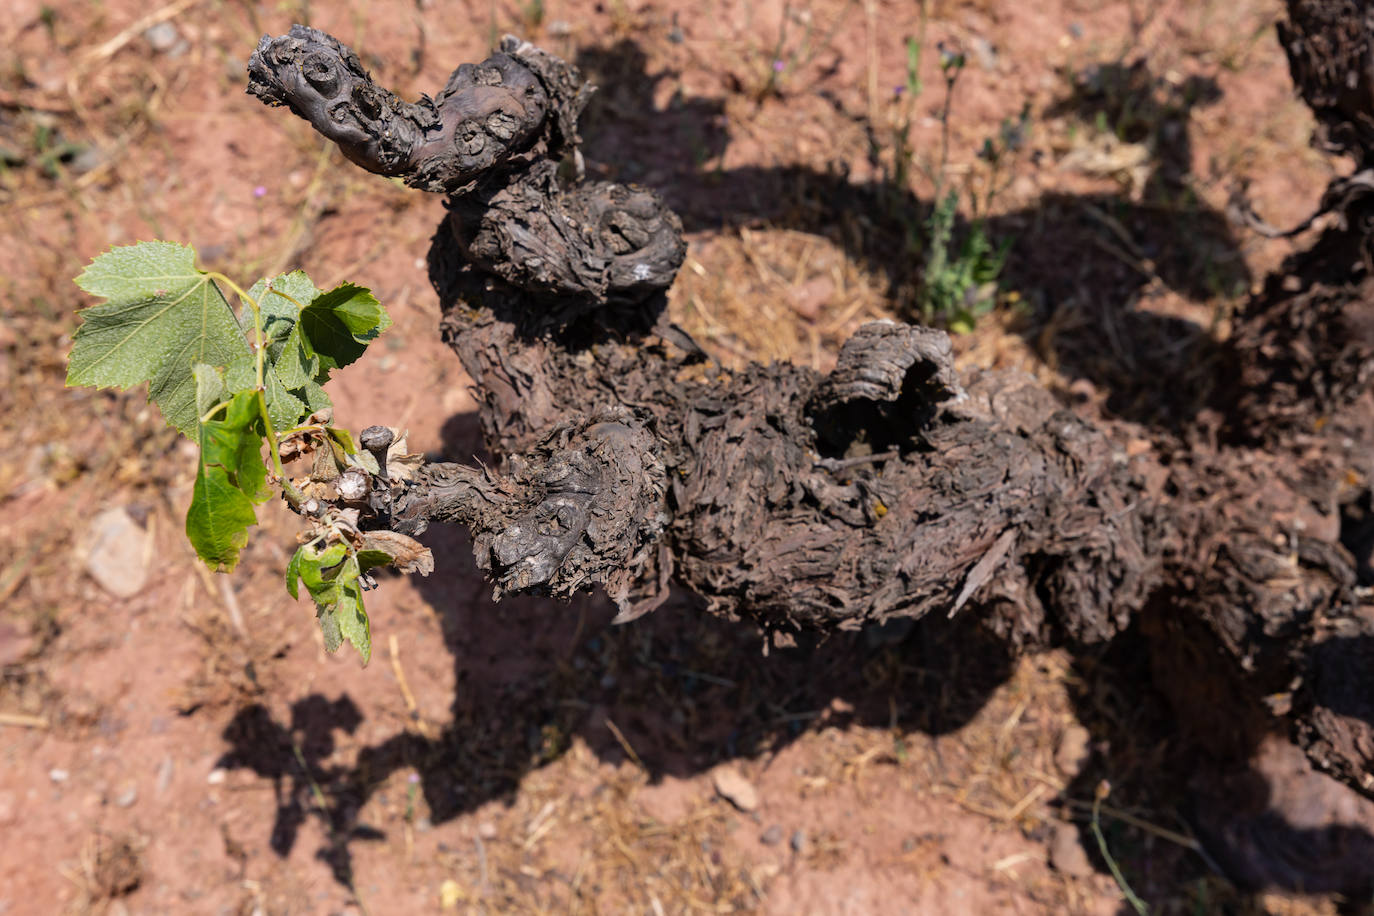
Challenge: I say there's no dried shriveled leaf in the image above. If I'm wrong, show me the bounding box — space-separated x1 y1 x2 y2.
361 530 435 575
384 429 425 482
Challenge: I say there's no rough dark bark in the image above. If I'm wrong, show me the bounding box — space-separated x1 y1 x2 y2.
1279 0 1374 165
245 12 1374 845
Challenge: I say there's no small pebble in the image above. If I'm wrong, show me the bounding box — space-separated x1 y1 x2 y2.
207 768 227 785
760 825 783 845
1048 822 1094 877
790 829 807 855
143 21 187 56
712 765 759 812
49 768 69 783
144 22 178 50
114 784 137 808
84 508 151 598
439 878 464 909
477 821 497 839
969 36 997 71
155 757 174 795
69 146 105 175
1056 725 1093 776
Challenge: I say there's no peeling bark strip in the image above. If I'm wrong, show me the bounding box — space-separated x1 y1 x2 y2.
247 22 1374 803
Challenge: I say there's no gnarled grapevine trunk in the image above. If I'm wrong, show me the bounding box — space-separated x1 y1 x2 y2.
246 14 1374 845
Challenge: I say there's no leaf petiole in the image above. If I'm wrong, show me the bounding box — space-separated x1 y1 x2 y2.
255 388 304 505
277 422 328 439
199 400 231 424
204 270 300 503
261 285 310 312
204 270 261 322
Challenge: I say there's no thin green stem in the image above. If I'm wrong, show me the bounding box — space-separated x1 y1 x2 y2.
199 401 231 424
206 270 260 316
277 422 327 439
262 285 310 312
1092 789 1150 916
205 270 267 388
935 62 961 200
257 389 304 504
205 270 301 502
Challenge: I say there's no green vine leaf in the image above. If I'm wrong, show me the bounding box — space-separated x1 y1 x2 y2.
69 242 252 437
355 549 395 572
224 352 308 432
299 283 392 379
318 605 344 654
291 541 372 665
241 272 333 426
333 557 372 665
285 545 304 601
296 541 347 598
186 390 269 571
193 362 226 416
203 391 273 504
326 427 357 455
70 240 392 667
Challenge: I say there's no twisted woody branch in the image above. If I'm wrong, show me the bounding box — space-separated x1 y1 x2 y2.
247 21 1374 813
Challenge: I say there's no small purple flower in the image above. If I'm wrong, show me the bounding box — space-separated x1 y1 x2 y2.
408 773 420 784
894 85 905 96
772 59 785 73
253 185 267 199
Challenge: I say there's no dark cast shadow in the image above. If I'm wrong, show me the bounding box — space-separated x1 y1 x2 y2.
573 42 1249 432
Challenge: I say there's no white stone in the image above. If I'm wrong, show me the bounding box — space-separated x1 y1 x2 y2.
711 765 759 812
84 508 150 598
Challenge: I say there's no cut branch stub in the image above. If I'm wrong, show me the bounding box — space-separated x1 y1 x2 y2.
248 26 440 180
248 26 587 193
444 164 687 307
248 26 684 305
808 320 965 457
391 409 670 618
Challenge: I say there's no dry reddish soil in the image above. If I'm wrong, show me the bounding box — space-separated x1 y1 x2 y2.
0 0 1354 913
